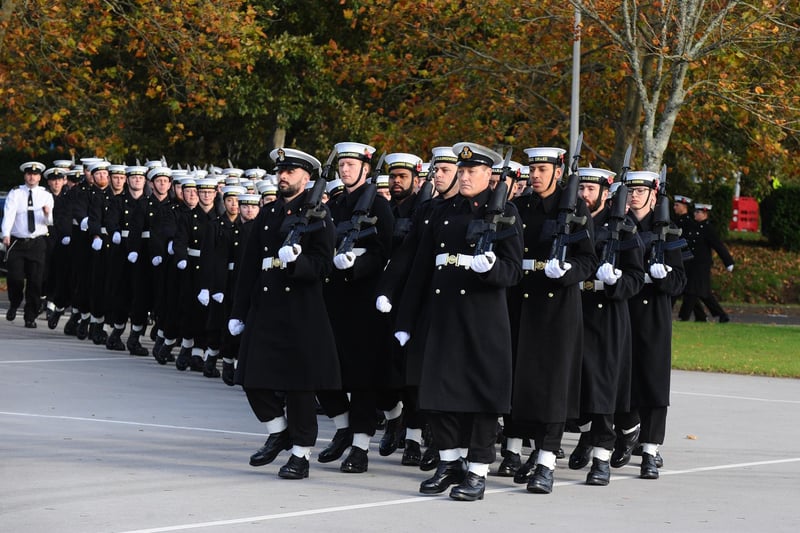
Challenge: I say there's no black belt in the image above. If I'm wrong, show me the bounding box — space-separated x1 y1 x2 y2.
11 235 46 242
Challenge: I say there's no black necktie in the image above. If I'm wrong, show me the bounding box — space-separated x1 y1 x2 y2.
27 189 36 234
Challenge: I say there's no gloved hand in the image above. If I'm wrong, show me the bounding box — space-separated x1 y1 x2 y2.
112 231 121 245
394 331 410 347
127 251 138 264
727 264 734 272
545 258 572 279
61 236 71 246
333 251 356 270
596 262 622 285
471 251 496 274
80 217 88 231
177 259 187 270
211 292 224 303
197 289 210 306
91 237 102 251
228 319 244 336
151 255 163 267
649 263 672 280
167 240 175 255
278 244 301 263
376 295 392 313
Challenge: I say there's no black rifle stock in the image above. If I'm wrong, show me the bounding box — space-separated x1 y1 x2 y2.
466 148 517 255
336 183 379 255
549 134 588 267
599 183 637 267
649 165 685 266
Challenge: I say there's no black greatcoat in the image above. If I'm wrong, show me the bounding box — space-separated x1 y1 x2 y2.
580 207 644 415
324 184 395 389
230 192 341 391
396 189 523 414
684 219 733 298
509 187 597 423
628 212 686 408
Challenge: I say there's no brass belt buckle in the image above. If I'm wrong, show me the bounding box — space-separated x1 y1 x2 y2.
446 254 457 265
272 257 282 268
584 281 594 291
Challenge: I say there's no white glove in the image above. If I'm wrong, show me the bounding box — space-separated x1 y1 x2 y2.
333 251 356 270
177 259 187 270
596 262 622 285
278 244 301 263
545 258 572 279
212 292 224 303
228 319 244 336
127 251 138 264
197 289 210 306
376 295 392 313
727 264 734 272
649 263 672 280
394 331 410 347
167 240 174 255
91 237 102 251
471 251 496 274
61 236 71 246
151 255 163 267
112 231 121 245
80 217 88 231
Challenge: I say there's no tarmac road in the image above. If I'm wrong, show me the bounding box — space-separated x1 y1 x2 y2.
1 301 799 533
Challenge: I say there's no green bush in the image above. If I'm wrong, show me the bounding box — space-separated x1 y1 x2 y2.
760 186 800 251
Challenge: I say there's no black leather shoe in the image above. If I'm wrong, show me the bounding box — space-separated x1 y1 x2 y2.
126 332 149 356
318 428 353 463
190 354 205 372
24 319 37 329
76 318 90 340
278 454 309 479
249 431 292 466
419 446 439 471
611 427 640 468
526 464 554 494
154 342 173 365
379 415 403 456
496 451 521 477
569 434 592 470
419 458 467 494
63 313 79 335
719 314 730 323
152 336 164 358
91 324 108 345
586 458 611 486
222 361 235 386
175 347 192 371
340 446 368 473
203 356 220 378
513 451 538 484
449 472 485 501
106 328 126 351
555 447 565 459
47 309 63 330
401 439 422 466
640 452 659 479
6 306 18 321
655 451 664 468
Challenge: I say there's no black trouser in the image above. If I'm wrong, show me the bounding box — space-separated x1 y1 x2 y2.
427 411 498 464
588 413 615 450
680 293 727 321
402 386 426 431
70 231 91 313
638 406 667 445
529 421 566 454
6 236 47 321
316 389 379 436
245 388 318 447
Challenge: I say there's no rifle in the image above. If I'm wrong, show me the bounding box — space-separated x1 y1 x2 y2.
394 158 434 240
599 145 637 267
280 149 337 248
336 179 383 256
466 148 518 255
649 164 686 266
549 133 589 267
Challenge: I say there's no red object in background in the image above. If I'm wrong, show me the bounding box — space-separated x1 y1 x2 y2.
730 197 759 232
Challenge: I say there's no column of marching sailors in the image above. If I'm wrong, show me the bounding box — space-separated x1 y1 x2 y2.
3 144 685 500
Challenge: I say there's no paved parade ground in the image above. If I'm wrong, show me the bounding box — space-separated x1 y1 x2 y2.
1 310 799 533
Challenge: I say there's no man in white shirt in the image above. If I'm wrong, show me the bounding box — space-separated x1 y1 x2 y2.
2 161 54 327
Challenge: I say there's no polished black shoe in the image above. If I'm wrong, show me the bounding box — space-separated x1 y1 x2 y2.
340 446 368 473
513 451 538 484
203 356 220 378
719 314 730 323
419 446 439 471
379 415 403 456
568 434 592 470
419 458 467 494
401 439 422 466
126 332 149 356
152 336 164 358
63 313 79 335
175 347 192 371
47 309 63 330
278 454 309 479
655 451 664 468
640 452 659 479
526 464 554 494
6 306 18 322
190 354 205 372
611 427 640 468
76 318 90 340
496 451 521 477
555 447 565 459
106 328 126 351
91 324 108 345
154 342 173 365
249 431 292 467
586 458 611 486
449 472 485 501
24 319 37 329
222 361 235 386
318 428 353 463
